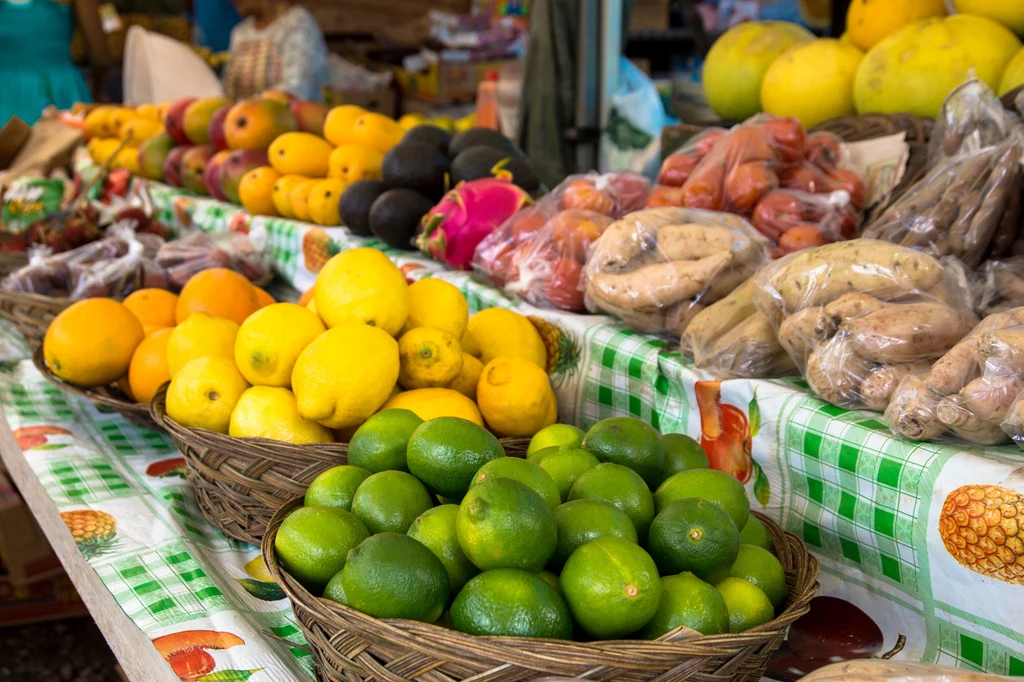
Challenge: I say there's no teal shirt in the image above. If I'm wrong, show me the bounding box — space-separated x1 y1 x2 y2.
0 0 92 125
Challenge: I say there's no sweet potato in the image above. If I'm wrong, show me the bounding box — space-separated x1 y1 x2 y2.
802 660 1003 682
778 306 835 366
684 278 757 355
805 335 874 407
886 375 946 441
824 293 884 323
665 300 704 339
656 223 734 260
860 362 930 412
698 312 791 378
588 252 731 310
702 263 756 303
844 303 977 364
938 375 1024 426
927 307 1024 396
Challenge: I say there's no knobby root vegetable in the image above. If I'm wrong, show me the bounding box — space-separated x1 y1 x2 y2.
824 293 883 323
656 223 734 260
859 362 930 412
666 300 704 339
937 376 1024 427
844 303 977 364
684 278 756 356
927 307 1024 396
805 336 874 407
886 375 946 441
977 327 1024 375
699 312 791 378
778 306 834 367
617 308 667 334
588 252 731 310
702 263 755 303
994 269 1024 302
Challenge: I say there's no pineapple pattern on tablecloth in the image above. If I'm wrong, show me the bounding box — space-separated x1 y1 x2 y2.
529 316 580 387
301 227 341 273
61 509 118 559
939 484 1024 585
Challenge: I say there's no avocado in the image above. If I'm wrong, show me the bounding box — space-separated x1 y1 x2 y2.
339 180 389 237
448 128 518 159
451 146 541 192
369 188 435 250
402 125 452 154
382 141 450 200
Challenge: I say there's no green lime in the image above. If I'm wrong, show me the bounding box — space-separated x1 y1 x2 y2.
534 446 600 501
647 498 739 582
727 544 787 610
659 434 709 484
275 506 369 594
407 505 479 594
527 423 585 456
654 468 750 529
567 463 656 542
551 499 637 569
470 457 560 509
351 470 434 534
739 515 773 551
715 576 774 633
407 417 504 498
304 465 371 510
322 570 349 605
450 568 573 639
536 569 561 594
342 533 449 622
560 536 661 639
456 478 556 571
582 417 665 488
348 409 424 473
641 572 729 638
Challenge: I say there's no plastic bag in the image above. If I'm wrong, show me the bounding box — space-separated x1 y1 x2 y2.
754 239 980 410
886 307 1024 444
751 189 860 249
682 276 796 379
583 207 771 337
977 256 1024 313
155 230 272 291
600 58 671 178
71 230 169 298
864 78 1024 267
802 659 1017 682
472 171 650 309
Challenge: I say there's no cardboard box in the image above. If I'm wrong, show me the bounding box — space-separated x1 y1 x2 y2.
0 468 63 587
0 574 87 627
395 55 518 105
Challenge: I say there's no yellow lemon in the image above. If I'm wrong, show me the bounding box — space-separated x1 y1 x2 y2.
84 105 118 138
239 166 281 216
289 179 320 222
347 113 404 154
323 105 367 146
847 0 946 52
402 278 469 339
292 323 399 429
761 39 864 127
327 144 384 183
272 174 309 219
398 327 463 389
307 179 347 226
234 303 325 387
398 113 428 130
460 328 481 358
466 308 547 369
314 248 409 335
268 132 334 177
166 313 239 376
165 356 250 433
229 386 334 443
476 355 557 437
380 387 483 426
447 353 483 400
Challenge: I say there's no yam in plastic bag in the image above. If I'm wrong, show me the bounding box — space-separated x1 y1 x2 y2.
583 207 771 336
887 308 1024 444
977 256 1024 313
754 239 980 410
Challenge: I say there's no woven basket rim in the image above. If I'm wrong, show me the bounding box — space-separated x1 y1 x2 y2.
32 346 153 419
0 287 75 308
262 496 820 678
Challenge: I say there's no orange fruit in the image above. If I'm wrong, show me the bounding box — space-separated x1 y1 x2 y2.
124 289 179 329
128 328 172 404
254 286 275 308
44 299 145 388
144 325 171 337
297 288 314 307
175 268 260 325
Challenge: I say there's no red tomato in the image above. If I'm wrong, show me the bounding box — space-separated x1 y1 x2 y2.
762 117 806 163
721 125 775 164
780 163 834 194
509 209 547 243
657 153 700 187
828 168 867 209
550 209 611 261
725 161 779 213
778 225 829 254
752 192 807 241
646 185 683 208
804 133 842 172
475 239 516 287
694 128 728 158
561 180 614 215
603 171 651 212
680 164 726 210
542 257 585 311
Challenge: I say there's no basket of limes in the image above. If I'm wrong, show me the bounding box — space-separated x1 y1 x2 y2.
261 415 820 682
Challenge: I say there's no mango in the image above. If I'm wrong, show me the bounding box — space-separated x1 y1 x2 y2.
347 113 404 154
137 133 175 180
272 175 308 219
268 132 334 177
262 89 295 104
164 97 196 145
180 145 217 195
204 150 233 201
239 166 281 216
323 105 366 146
183 97 231 145
84 106 118 139
162 145 191 187
110 108 142 138
219 149 270 204
289 179 320 222
136 103 161 122
208 105 231 150
224 99 298 151
88 137 120 165
327 144 384 183
112 146 140 173
307 179 347 226
289 100 328 136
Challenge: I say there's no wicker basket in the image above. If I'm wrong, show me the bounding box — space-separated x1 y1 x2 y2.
0 290 73 348
262 497 819 682
32 347 158 430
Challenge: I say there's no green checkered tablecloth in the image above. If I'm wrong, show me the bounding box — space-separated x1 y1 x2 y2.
3 172 1023 681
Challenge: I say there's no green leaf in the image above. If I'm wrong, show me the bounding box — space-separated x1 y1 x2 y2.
236 578 285 602
32 443 68 451
748 386 761 439
752 460 770 507
197 669 263 682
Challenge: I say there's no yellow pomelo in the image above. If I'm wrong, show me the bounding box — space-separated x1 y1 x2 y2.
1000 47 1024 95
953 0 1024 37
380 387 483 426
762 39 864 127
846 0 946 52
854 15 1022 118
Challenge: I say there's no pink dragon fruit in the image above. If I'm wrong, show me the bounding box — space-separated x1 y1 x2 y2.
416 178 531 270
